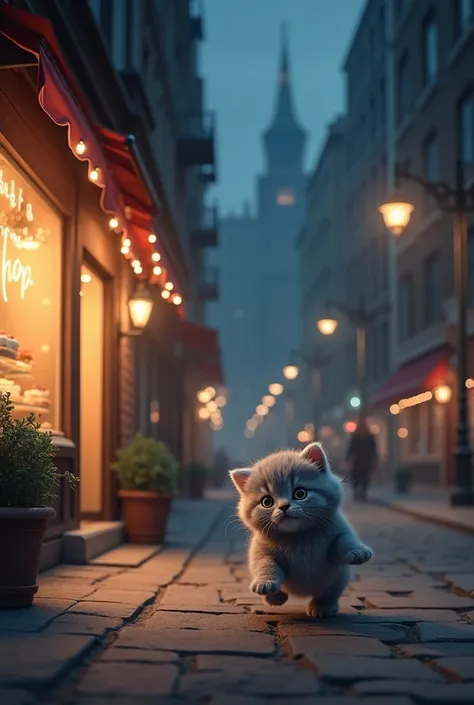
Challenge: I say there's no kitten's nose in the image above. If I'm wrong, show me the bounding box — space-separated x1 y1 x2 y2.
278 502 290 513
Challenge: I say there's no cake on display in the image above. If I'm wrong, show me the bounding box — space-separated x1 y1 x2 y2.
0 331 19 359
0 378 21 401
23 386 51 408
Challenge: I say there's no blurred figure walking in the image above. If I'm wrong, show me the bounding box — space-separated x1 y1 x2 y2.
346 420 378 501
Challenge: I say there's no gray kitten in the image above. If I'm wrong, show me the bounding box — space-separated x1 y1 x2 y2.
229 442 373 618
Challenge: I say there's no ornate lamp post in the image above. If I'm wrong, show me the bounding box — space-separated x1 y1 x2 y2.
317 297 388 424
379 160 474 506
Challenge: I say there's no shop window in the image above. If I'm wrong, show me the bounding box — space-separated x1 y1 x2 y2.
0 149 62 430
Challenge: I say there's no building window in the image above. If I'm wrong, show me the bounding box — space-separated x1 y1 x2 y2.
0 148 62 429
454 0 474 39
422 132 438 212
398 273 415 341
458 90 474 163
422 11 438 87
423 252 442 325
276 189 295 206
396 52 411 125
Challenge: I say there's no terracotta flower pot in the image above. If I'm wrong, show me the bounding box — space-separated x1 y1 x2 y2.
118 490 172 544
0 507 55 609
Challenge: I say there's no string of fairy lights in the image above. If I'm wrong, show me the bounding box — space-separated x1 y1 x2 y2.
196 385 227 432
74 139 183 306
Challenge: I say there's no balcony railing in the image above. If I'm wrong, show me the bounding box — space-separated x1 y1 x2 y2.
198 266 219 301
191 206 218 249
178 111 216 167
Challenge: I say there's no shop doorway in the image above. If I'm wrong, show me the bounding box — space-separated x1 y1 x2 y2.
79 263 105 518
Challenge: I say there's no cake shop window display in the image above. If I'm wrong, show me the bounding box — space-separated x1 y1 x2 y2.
0 149 62 431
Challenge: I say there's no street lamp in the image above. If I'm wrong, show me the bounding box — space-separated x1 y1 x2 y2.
316 297 387 424
380 160 474 506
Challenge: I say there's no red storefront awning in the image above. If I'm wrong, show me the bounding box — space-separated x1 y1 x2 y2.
370 346 449 410
175 320 224 385
0 3 180 293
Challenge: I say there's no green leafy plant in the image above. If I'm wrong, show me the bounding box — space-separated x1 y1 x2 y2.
0 393 77 507
112 434 179 494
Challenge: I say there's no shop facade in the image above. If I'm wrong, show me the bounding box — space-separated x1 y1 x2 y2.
0 3 222 567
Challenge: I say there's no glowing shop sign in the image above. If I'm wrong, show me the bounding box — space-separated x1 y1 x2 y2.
0 171 35 302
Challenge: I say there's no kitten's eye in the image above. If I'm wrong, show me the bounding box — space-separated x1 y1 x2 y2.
261 495 274 508
293 488 307 501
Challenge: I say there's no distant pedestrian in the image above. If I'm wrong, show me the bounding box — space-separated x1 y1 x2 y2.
346 420 378 501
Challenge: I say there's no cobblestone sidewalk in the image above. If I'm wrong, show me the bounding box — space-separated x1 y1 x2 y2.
2 496 474 704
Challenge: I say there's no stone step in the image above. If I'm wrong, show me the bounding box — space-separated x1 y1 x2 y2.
63 521 124 564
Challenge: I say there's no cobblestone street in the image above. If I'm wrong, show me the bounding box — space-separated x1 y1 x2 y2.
2 495 474 704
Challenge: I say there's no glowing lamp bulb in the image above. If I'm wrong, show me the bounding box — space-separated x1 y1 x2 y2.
197 389 212 404
161 289 171 299
269 383 284 396
153 266 162 276
283 364 299 380
198 407 210 420
172 294 182 306
165 282 174 291
123 238 131 248
148 233 157 243
109 217 119 229
262 395 276 407
75 140 86 155
134 265 143 275
89 167 100 182
128 284 154 329
131 259 140 268
256 404 269 416
434 384 452 404
317 318 339 336
121 246 130 255
379 197 415 236
152 252 161 262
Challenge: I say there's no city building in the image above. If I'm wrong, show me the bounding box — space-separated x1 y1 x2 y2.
300 0 474 486
209 25 308 459
299 0 393 473
0 0 221 566
371 0 474 486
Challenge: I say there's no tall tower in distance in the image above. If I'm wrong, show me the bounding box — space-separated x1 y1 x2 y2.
207 23 308 461
255 22 307 446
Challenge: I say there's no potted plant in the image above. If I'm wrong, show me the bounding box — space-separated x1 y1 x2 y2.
112 434 179 544
0 393 77 608
394 466 413 494
186 462 209 499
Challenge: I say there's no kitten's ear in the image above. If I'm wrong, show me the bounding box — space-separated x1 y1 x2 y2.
229 468 252 493
300 442 329 472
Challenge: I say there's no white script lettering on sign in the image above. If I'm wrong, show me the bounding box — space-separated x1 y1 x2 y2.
0 226 34 302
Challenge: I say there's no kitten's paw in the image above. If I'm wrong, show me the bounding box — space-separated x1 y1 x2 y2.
250 579 281 596
265 590 288 606
340 544 373 565
307 599 339 619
